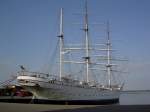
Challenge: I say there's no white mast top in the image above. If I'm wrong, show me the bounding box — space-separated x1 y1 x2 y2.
60 8 63 37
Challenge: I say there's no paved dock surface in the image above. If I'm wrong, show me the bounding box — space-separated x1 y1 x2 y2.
44 105 150 112
0 103 97 112
0 103 150 112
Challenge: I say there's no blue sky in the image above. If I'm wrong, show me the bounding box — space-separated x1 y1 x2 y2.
0 0 150 90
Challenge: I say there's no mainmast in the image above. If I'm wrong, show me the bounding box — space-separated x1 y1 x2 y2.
84 1 90 83
58 8 64 81
106 21 112 88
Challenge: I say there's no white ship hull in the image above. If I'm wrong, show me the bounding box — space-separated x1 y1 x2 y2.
17 75 120 104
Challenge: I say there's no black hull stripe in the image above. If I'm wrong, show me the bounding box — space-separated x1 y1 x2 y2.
0 98 119 105
34 99 119 105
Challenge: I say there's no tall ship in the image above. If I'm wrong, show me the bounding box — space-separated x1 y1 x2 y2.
17 3 125 104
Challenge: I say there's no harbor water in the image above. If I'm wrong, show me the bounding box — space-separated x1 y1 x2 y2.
120 91 150 105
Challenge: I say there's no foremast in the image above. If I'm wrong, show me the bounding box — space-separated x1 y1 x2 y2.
58 8 64 81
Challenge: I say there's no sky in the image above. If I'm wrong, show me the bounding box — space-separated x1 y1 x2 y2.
0 0 150 90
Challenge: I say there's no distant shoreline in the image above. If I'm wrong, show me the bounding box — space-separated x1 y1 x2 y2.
122 90 150 93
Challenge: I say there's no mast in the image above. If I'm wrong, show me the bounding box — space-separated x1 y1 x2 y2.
58 8 64 81
106 21 111 88
84 1 90 83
